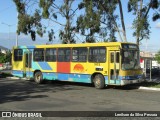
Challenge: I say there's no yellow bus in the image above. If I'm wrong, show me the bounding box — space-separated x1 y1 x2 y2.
12 42 143 89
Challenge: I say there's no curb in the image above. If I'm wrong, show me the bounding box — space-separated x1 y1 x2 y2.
6 77 20 80
139 86 160 91
6 77 30 80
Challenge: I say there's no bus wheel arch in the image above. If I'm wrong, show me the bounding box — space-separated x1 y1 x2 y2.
34 70 44 84
91 73 105 89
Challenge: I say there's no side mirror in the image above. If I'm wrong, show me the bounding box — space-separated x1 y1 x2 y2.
120 49 122 55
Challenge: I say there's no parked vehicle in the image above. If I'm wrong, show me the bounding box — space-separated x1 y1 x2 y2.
146 67 160 76
0 63 3 70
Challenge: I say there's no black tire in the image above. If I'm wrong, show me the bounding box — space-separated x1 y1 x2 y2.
93 74 105 89
34 71 43 84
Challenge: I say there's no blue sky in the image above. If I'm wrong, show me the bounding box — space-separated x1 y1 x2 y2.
0 0 160 52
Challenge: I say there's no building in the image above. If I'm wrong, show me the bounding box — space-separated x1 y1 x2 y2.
140 51 153 69
140 51 160 68
140 51 160 75
0 45 9 54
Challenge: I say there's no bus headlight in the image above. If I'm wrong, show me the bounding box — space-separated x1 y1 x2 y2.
122 76 127 80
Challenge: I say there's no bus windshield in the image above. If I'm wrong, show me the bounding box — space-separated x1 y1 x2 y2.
122 50 140 70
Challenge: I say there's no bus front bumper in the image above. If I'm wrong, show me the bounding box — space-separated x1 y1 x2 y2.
121 79 144 86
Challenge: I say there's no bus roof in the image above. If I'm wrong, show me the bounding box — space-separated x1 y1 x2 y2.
13 42 137 49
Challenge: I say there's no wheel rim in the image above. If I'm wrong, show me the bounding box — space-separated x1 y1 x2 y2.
36 74 41 82
95 76 100 87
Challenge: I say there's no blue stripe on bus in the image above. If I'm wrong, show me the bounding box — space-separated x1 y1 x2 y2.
119 75 142 80
42 73 109 84
43 72 57 80
43 73 91 83
12 70 34 78
104 76 109 84
27 46 36 49
32 62 41 70
109 80 121 85
26 71 34 78
19 46 36 49
57 73 69 81
38 62 52 70
69 74 91 83
12 70 22 74
12 70 23 77
12 70 110 84
13 70 131 85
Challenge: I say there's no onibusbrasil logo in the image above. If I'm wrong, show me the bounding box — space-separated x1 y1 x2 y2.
2 112 42 117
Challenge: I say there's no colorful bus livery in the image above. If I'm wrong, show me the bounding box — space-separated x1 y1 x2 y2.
12 42 143 89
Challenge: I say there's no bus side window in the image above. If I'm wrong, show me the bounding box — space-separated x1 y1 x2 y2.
111 53 114 63
72 49 78 62
33 49 44 62
14 49 23 61
58 48 71 62
46 48 57 62
116 52 119 63
89 47 106 63
66 49 71 62
72 47 87 62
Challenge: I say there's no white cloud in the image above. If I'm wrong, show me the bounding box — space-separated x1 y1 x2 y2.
126 24 133 29
155 22 160 28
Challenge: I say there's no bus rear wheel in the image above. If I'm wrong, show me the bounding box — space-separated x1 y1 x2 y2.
93 74 105 89
34 71 43 84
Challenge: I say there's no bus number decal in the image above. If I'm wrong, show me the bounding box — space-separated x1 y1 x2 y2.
94 63 100 66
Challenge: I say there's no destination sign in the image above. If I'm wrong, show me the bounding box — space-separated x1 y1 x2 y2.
122 44 138 49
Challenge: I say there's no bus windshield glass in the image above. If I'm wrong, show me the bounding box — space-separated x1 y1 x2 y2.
122 50 140 70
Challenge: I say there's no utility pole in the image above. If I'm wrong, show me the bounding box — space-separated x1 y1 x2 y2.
1 22 18 46
16 12 19 46
1 22 14 41
16 31 18 46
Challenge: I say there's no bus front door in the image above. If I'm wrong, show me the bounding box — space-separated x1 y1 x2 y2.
109 51 120 85
23 52 32 78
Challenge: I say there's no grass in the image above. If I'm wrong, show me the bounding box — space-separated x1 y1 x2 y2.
148 84 160 88
153 85 160 88
139 74 160 88
139 81 160 88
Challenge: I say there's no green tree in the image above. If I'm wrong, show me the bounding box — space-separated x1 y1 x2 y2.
128 0 159 46
77 0 119 42
13 0 160 45
0 53 6 63
13 0 46 41
77 0 100 43
155 50 160 64
98 0 118 42
0 51 12 63
77 0 129 42
58 0 78 44
5 51 12 63
13 0 78 43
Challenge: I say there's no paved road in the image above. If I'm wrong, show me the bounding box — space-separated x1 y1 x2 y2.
0 77 160 111
0 78 160 119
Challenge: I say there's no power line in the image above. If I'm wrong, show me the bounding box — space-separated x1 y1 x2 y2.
0 5 14 13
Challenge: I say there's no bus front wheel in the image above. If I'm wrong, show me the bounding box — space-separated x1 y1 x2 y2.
93 74 105 89
34 71 43 84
